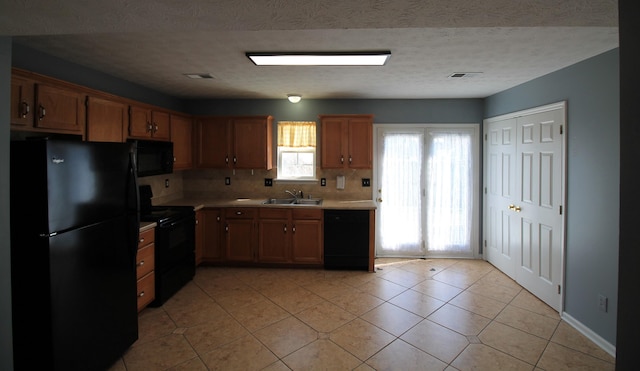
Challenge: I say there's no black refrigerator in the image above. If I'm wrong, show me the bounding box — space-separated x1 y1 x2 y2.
10 138 139 370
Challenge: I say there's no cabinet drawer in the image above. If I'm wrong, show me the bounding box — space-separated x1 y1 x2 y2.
137 272 155 312
138 228 155 248
136 244 155 279
292 208 322 220
225 208 257 219
259 208 289 219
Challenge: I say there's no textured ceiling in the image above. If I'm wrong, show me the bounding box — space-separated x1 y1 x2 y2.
2 0 619 99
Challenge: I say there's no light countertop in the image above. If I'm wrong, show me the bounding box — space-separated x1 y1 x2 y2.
157 197 377 211
139 221 157 232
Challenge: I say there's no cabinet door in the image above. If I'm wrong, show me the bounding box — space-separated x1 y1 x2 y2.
292 218 323 264
10 76 34 127
201 208 224 262
347 117 373 168
258 215 290 262
171 114 193 170
197 117 231 168
321 117 348 168
232 117 273 169
34 83 85 133
151 110 171 140
86 97 126 142
129 106 153 138
225 219 255 262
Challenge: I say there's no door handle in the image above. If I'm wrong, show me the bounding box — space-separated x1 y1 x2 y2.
508 204 522 212
377 198 383 202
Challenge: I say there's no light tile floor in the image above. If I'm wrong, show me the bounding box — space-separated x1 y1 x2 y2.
109 258 615 370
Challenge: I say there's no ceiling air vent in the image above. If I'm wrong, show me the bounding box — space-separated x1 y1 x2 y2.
183 73 215 79
448 72 482 78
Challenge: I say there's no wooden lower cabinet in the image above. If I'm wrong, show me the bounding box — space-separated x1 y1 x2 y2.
258 208 290 263
136 227 155 312
225 208 258 262
258 208 323 266
201 208 224 263
291 209 323 264
199 206 324 268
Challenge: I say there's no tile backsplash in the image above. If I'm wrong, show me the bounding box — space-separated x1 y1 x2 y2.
141 167 373 204
184 168 373 201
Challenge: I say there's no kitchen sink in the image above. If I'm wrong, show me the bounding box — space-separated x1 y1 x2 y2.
263 198 297 204
293 198 323 205
262 198 323 205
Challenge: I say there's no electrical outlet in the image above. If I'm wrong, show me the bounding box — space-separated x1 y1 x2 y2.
598 294 608 312
165 179 170 188
225 177 231 185
362 178 371 187
320 178 326 186
264 178 273 187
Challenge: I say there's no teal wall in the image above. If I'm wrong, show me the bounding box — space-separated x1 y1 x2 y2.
485 48 620 345
11 43 187 112
185 98 484 124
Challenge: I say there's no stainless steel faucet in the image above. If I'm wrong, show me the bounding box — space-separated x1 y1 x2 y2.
285 189 302 199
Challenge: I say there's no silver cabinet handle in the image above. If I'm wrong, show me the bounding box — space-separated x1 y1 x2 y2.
21 101 30 118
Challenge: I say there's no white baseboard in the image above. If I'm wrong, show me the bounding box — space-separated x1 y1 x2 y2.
561 312 616 358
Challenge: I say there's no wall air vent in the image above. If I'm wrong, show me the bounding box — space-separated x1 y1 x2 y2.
448 72 483 78
183 73 215 79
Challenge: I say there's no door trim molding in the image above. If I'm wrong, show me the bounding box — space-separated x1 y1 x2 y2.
484 101 567 123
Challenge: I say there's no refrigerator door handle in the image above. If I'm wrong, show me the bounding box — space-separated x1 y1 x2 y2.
127 149 141 265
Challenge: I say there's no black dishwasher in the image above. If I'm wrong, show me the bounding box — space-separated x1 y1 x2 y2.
324 209 369 270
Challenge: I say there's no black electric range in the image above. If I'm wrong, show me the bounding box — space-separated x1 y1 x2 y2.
140 205 195 226
138 185 195 306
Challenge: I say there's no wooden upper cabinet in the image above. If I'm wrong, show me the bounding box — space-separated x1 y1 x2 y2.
171 114 194 170
196 116 273 170
232 116 273 169
86 96 127 142
34 83 86 133
347 116 374 168
128 106 171 141
10 75 35 127
196 117 232 168
10 71 85 134
320 114 373 169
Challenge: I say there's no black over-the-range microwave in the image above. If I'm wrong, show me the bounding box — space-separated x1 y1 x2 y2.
128 139 173 177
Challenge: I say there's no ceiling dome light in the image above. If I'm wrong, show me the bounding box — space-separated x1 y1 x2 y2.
287 94 302 103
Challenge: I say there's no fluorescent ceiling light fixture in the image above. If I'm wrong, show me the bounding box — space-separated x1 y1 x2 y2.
246 51 391 66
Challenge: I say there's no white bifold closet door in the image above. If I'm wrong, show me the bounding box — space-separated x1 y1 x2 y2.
484 102 566 312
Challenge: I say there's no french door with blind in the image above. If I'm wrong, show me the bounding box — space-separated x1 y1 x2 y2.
374 124 480 258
